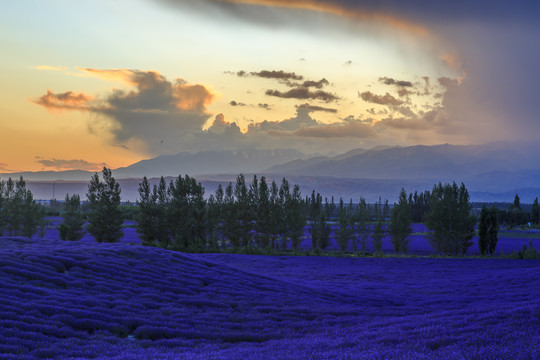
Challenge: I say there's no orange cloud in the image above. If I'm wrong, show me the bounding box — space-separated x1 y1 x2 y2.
36 158 106 171
32 90 92 112
174 82 215 112
75 67 141 85
205 0 430 37
35 65 69 72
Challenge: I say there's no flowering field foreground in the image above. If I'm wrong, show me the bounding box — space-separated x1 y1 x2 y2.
0 237 538 359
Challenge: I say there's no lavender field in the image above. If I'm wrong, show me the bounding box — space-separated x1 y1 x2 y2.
1 220 539 360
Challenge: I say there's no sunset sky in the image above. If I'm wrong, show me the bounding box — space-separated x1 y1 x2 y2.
1 0 538 172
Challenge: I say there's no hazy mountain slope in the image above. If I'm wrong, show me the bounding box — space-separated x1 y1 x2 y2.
114 148 305 178
265 143 540 180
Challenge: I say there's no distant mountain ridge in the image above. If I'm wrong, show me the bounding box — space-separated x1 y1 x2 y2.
264 142 540 181
113 148 306 178
3 142 540 202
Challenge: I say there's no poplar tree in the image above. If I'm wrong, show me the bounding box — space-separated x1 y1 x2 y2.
86 167 123 243
531 197 539 225
234 174 252 247
478 205 498 255
389 188 412 253
354 197 369 254
336 198 353 252
425 182 476 255
372 216 385 255
136 176 157 246
58 194 86 241
287 184 306 251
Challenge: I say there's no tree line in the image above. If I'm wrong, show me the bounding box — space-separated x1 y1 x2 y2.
4 167 540 257
74 168 499 256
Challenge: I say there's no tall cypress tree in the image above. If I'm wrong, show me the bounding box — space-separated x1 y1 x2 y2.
390 188 412 253
287 184 306 251
234 174 252 247
354 197 369 254
336 198 353 252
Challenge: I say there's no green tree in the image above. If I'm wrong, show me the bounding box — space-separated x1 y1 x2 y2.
212 184 226 247
58 194 86 241
222 182 238 248
0 179 5 235
277 178 291 250
353 198 370 254
86 167 123 243
513 194 521 210
317 213 331 251
154 177 170 247
254 176 271 248
205 194 220 250
287 184 306 251
478 205 498 256
336 198 353 252
0 177 44 237
168 175 206 251
532 197 540 225
234 174 252 247
389 188 412 253
308 191 323 250
136 177 156 246
269 180 282 249
372 216 385 255
425 182 476 255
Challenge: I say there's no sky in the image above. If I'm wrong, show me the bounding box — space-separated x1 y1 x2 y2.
1 0 539 172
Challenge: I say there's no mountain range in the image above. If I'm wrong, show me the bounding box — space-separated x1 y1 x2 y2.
4 142 540 202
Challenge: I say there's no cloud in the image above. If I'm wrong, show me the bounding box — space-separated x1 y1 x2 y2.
266 88 339 102
292 121 376 139
267 114 376 139
251 70 303 81
298 78 330 89
159 0 431 38
258 103 271 110
36 158 106 171
229 100 246 106
35 65 69 72
32 90 92 111
359 91 403 106
379 77 413 87
34 69 215 154
397 88 414 97
296 103 337 113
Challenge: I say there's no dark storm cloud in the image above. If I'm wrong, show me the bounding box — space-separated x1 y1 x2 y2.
266 88 339 102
